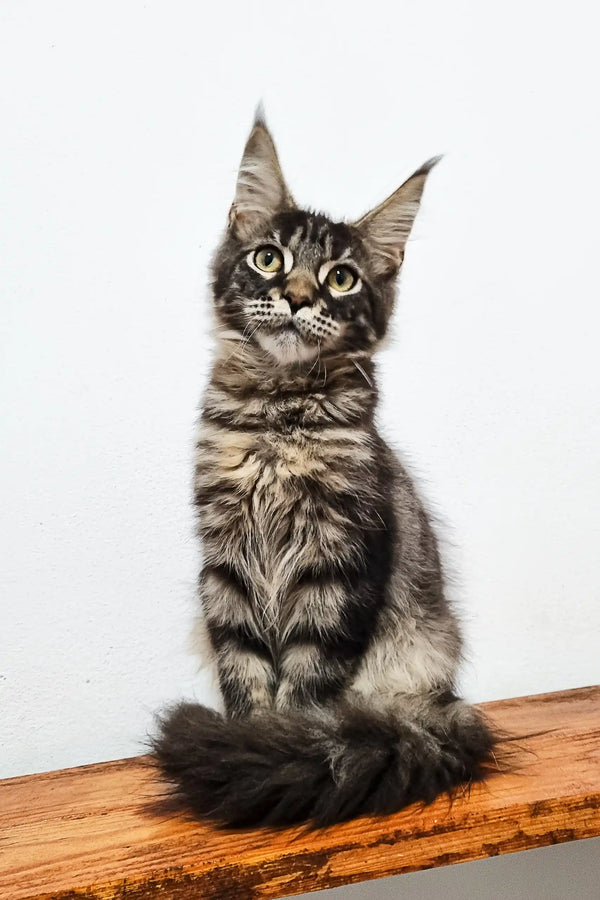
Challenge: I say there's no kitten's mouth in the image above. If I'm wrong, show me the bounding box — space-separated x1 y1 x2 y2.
261 318 314 342
255 319 320 364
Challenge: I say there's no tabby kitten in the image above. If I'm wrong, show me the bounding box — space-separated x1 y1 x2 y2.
153 112 495 827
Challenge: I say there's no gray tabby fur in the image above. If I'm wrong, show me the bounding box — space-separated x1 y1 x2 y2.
153 112 495 828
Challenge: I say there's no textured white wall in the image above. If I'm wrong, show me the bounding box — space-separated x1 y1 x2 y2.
2 1 599 896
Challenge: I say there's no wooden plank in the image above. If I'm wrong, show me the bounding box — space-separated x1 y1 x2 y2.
1 686 599 900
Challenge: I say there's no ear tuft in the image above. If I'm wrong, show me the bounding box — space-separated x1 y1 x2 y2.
253 100 267 129
228 111 295 240
354 156 441 276
410 155 443 178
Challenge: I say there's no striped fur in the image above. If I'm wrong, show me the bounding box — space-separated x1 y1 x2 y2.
153 112 495 826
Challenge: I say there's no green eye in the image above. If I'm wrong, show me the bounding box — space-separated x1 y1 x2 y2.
327 265 356 293
254 246 284 273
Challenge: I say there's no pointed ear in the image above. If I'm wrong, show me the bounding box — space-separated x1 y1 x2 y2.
228 111 295 240
353 156 441 276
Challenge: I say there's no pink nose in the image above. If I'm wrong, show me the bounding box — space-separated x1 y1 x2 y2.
285 290 313 311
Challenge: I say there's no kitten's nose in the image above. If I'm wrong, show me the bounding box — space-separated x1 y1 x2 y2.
284 273 316 312
285 290 312 311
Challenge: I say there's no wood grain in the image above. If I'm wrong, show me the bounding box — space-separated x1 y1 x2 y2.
1 686 600 900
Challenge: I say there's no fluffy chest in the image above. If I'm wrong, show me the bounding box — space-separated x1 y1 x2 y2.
196 425 328 540
195 422 374 613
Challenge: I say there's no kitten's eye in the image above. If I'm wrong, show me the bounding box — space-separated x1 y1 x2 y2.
254 246 284 273
327 265 357 293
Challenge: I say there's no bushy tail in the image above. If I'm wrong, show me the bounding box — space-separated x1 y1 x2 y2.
152 697 496 828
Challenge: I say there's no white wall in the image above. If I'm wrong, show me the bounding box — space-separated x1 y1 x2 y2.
1 1 599 895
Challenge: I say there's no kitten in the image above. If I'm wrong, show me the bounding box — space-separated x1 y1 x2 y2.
153 111 495 827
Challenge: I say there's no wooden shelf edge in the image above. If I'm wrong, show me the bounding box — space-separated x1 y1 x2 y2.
1 685 600 900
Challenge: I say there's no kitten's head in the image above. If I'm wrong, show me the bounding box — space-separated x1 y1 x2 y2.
211 111 439 365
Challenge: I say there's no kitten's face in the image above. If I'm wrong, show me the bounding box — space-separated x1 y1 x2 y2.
211 115 437 366
213 210 388 364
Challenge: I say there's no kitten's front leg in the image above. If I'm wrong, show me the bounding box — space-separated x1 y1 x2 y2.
200 564 275 717
276 576 366 710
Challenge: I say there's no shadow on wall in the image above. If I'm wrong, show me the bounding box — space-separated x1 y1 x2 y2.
287 836 600 900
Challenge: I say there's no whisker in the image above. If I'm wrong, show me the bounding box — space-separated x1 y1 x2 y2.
353 360 373 387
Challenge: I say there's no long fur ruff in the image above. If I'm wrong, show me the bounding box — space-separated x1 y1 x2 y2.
153 699 495 828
